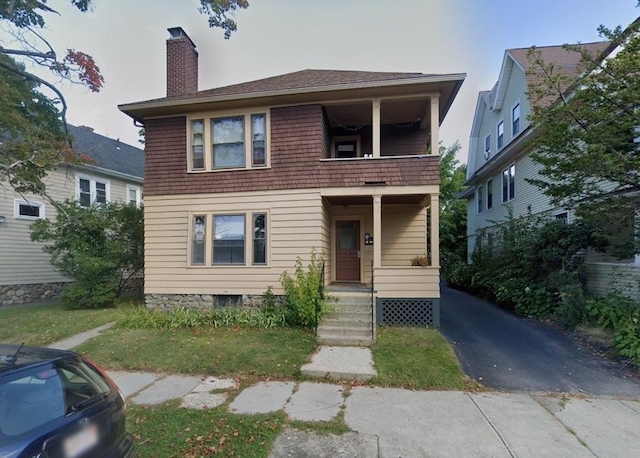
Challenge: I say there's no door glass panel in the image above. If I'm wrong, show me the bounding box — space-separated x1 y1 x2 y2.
338 225 357 250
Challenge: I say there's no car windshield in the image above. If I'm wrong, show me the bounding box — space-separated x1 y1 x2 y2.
0 358 110 441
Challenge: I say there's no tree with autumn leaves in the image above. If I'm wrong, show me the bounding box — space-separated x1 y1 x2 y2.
526 17 640 258
0 0 249 197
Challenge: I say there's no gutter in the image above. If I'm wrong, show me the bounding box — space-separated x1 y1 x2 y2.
79 164 144 184
119 73 467 119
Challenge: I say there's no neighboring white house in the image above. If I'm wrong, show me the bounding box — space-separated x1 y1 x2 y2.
462 41 640 299
0 125 144 306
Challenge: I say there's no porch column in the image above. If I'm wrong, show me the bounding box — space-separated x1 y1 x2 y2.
430 193 439 268
372 99 381 158
373 196 382 268
430 95 439 155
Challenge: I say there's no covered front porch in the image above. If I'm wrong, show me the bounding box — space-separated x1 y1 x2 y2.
321 185 440 328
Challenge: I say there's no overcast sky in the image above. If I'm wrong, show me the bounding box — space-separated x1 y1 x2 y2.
14 0 639 163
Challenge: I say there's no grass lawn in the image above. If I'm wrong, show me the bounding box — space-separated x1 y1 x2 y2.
128 402 285 458
75 326 317 379
0 302 131 346
371 326 468 390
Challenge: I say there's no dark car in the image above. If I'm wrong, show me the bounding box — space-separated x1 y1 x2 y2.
0 344 133 458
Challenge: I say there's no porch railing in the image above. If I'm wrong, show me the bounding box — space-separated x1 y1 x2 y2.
314 262 325 336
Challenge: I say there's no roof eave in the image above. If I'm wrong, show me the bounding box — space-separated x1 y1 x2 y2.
119 73 467 121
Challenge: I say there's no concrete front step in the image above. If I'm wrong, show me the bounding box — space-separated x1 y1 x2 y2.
325 311 371 321
332 304 371 313
322 318 371 328
316 336 375 347
317 326 373 338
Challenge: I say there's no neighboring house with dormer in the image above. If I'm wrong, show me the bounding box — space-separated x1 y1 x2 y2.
0 125 144 306
463 41 640 298
118 27 465 339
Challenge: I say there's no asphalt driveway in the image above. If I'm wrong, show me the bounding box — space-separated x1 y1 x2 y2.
440 283 640 397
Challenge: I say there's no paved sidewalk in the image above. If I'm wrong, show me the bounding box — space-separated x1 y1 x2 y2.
49 324 640 457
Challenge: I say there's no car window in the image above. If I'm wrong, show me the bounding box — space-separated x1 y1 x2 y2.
0 359 111 441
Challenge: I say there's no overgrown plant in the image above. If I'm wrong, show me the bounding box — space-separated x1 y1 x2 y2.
279 249 327 327
30 200 143 309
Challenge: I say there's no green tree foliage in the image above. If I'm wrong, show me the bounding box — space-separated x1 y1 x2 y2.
526 18 640 257
0 0 249 195
30 201 144 309
439 142 467 271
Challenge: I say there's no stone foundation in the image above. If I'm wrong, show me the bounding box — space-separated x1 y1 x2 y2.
145 293 280 311
0 282 69 307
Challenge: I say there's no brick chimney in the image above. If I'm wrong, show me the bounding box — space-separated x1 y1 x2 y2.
166 27 198 97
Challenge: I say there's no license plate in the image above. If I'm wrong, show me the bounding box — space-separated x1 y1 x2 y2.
64 424 99 458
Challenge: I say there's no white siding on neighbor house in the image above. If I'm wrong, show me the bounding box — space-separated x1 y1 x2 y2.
586 262 640 298
470 61 530 175
144 189 325 296
0 167 141 286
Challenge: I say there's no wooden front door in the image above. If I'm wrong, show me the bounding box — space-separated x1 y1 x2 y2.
336 220 360 282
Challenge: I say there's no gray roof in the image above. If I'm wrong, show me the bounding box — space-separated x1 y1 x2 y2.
68 125 144 179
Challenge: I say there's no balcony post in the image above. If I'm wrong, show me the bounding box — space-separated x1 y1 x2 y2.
373 195 382 268
430 193 439 268
372 99 381 158
430 95 439 155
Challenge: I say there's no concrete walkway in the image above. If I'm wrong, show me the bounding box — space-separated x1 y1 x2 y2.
48 324 640 457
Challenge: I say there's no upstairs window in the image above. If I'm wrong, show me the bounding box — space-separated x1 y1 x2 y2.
484 134 491 160
497 121 504 150
77 175 110 207
251 114 266 166
14 199 45 220
191 120 205 170
127 185 141 206
213 116 245 169
188 110 270 172
486 179 493 210
512 103 521 135
502 164 515 202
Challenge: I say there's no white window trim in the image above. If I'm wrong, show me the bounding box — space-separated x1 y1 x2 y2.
497 120 505 150
76 173 111 207
486 179 493 210
501 163 515 203
126 184 142 207
187 108 271 173
483 134 491 161
14 198 45 220
331 135 362 158
552 209 570 223
187 210 270 268
511 101 521 136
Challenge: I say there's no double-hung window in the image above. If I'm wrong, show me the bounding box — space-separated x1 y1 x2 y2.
502 164 515 202
213 215 245 264
512 103 521 135
126 185 141 206
477 185 484 213
253 213 267 264
14 199 45 220
497 121 504 150
213 116 245 169
486 179 493 210
484 134 491 160
189 110 269 172
77 175 110 207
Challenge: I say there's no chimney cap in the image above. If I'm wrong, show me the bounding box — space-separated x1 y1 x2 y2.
167 27 196 49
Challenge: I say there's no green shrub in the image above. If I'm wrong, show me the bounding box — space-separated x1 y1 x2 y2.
552 275 588 328
586 293 635 329
512 284 556 319
280 249 328 328
116 306 285 330
443 262 473 290
614 315 640 364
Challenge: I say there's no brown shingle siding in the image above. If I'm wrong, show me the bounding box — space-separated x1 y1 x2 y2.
143 105 439 196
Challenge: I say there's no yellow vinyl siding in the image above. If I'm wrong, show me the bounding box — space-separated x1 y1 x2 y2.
0 167 141 286
375 267 440 298
144 189 324 295
381 205 426 266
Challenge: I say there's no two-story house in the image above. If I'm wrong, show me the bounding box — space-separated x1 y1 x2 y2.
119 27 465 331
0 125 144 306
463 41 640 298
